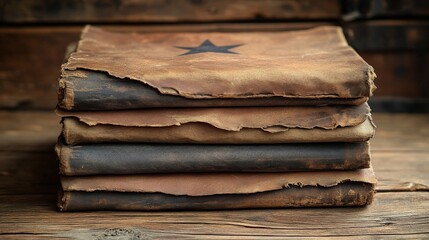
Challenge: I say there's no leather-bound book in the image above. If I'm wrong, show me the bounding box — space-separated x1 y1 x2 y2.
58 168 376 211
58 26 375 110
57 103 375 145
56 141 370 175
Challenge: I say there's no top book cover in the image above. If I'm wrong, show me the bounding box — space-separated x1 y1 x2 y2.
59 26 376 110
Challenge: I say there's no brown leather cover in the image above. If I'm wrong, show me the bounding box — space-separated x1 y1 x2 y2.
58 103 371 130
62 118 375 144
58 182 375 211
60 168 376 196
58 103 375 144
58 69 369 110
56 141 370 175
59 25 376 110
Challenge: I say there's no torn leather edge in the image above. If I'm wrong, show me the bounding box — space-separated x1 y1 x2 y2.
60 167 377 196
57 188 69 212
336 27 377 98
56 104 373 133
57 69 370 110
58 78 74 110
55 140 72 176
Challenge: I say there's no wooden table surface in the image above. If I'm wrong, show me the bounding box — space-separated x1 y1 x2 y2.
0 112 428 239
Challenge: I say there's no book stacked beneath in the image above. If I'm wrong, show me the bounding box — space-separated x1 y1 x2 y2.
56 26 377 211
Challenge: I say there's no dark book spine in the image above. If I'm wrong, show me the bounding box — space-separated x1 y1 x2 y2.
58 69 367 110
58 182 374 211
56 142 370 175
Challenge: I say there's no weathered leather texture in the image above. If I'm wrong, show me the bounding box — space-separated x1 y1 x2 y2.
60 168 376 196
59 26 376 110
58 69 368 110
58 103 375 144
58 103 371 130
58 182 374 211
56 142 370 175
62 117 374 145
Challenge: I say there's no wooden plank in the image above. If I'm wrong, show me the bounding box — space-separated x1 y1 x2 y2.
344 20 429 50
0 111 60 151
363 49 429 112
1 0 340 23
0 192 427 238
362 52 429 98
343 0 429 21
369 97 429 113
370 114 429 152
0 151 58 195
0 23 330 110
372 152 429 192
0 28 79 110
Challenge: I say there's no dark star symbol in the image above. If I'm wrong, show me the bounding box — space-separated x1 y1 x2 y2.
176 39 243 56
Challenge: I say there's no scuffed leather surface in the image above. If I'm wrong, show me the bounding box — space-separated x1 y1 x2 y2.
57 103 372 131
58 69 368 110
60 168 376 196
56 141 370 175
58 182 375 211
62 117 374 145
62 26 376 101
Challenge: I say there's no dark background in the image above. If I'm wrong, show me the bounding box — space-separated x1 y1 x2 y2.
1 0 428 112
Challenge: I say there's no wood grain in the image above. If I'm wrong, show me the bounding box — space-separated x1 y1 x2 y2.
370 114 429 152
362 52 429 98
0 151 58 195
0 192 428 238
372 152 429 192
343 0 429 21
369 97 429 113
1 0 340 23
0 111 60 151
344 20 429 51
0 28 79 110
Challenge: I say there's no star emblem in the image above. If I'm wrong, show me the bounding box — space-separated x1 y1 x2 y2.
176 39 243 56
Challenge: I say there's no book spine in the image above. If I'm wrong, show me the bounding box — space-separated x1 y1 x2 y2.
58 182 374 211
57 142 370 175
58 69 367 110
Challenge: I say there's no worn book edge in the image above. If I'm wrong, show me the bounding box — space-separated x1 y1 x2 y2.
58 182 375 211
60 167 377 196
56 103 374 132
55 141 370 175
60 26 376 103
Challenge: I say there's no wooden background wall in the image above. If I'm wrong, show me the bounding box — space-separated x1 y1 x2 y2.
1 0 428 112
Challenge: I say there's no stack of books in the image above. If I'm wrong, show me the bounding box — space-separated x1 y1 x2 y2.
56 26 377 211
